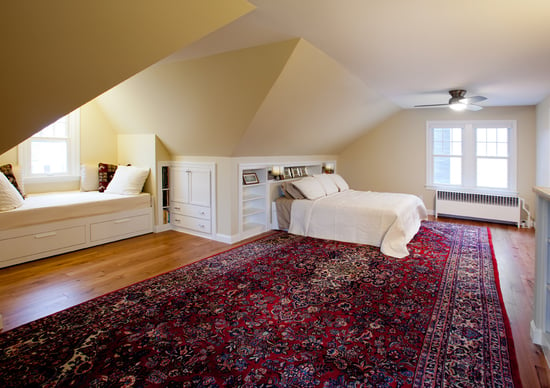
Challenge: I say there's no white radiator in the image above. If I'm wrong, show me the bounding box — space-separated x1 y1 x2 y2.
435 190 521 227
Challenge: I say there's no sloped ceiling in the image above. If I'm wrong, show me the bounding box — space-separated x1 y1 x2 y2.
97 39 299 156
233 39 398 156
97 38 398 156
0 0 254 155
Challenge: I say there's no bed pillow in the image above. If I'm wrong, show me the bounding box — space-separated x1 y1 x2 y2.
291 177 326 200
98 163 118 192
0 163 25 197
80 164 99 192
0 172 24 211
281 182 306 199
313 174 339 195
330 174 350 191
105 165 150 195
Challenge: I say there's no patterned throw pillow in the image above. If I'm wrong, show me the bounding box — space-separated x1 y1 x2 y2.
98 163 118 192
0 164 24 197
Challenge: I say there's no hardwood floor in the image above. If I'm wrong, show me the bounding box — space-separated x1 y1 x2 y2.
0 220 548 387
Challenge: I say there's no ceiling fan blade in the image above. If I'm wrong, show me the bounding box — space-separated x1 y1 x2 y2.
413 103 449 108
465 104 483 111
460 95 487 104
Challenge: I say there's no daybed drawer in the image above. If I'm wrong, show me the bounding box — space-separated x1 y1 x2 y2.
0 226 86 262
171 202 210 220
172 215 211 234
90 214 151 242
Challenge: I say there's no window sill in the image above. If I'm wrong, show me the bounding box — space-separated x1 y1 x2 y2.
23 175 80 185
425 185 518 196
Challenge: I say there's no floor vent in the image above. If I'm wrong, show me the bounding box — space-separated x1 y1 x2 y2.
435 190 521 227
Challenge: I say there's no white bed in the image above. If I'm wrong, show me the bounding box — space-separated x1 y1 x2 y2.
274 175 428 258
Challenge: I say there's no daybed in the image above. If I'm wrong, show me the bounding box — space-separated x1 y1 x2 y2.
274 174 428 258
0 164 153 268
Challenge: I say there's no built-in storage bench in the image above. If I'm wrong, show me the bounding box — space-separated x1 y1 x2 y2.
0 193 153 268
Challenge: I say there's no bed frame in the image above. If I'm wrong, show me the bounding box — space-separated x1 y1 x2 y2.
0 206 153 269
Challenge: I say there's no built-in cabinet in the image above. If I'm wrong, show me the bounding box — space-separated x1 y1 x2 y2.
157 161 215 238
532 187 550 365
240 166 268 239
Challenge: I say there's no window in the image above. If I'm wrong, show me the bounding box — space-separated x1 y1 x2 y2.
426 120 517 193
19 109 80 182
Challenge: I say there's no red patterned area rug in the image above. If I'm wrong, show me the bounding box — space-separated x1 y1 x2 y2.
0 221 521 387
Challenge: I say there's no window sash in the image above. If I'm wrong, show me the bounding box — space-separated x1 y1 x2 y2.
18 109 80 181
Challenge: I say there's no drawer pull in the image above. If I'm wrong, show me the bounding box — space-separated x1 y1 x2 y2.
173 206 181 211
35 232 57 239
174 218 181 222
114 218 131 224
200 211 206 215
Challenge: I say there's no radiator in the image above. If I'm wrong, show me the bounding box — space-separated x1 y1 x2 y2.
435 190 521 227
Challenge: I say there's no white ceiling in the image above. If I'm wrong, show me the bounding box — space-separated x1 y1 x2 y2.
165 0 550 109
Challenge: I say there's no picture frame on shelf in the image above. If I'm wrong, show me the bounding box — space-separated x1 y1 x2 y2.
291 167 301 178
283 168 292 180
299 167 308 176
242 172 259 185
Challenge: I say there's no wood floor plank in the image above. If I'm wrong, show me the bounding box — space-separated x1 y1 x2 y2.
0 222 547 386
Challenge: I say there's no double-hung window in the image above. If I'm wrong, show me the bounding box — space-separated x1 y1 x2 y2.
19 109 80 182
426 120 517 193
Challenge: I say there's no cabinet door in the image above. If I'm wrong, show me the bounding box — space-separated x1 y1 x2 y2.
170 166 190 203
189 168 211 207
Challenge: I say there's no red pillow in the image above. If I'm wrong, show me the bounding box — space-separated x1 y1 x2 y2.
0 164 24 197
98 163 117 192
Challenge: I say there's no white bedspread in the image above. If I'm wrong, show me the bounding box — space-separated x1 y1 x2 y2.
0 191 151 231
288 190 428 258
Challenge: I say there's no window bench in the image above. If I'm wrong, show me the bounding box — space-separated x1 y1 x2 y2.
0 191 153 268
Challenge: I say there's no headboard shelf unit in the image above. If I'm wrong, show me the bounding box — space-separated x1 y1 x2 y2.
238 160 335 241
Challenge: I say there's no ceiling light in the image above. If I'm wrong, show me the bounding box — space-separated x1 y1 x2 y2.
449 102 467 111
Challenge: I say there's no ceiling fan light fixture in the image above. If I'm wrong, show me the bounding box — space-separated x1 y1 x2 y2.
449 102 467 111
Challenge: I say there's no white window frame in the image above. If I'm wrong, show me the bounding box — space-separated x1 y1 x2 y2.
426 120 517 194
18 109 80 184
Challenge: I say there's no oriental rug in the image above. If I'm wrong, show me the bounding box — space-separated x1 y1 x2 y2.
0 222 521 387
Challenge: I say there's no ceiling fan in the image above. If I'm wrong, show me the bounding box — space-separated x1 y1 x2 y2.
414 89 487 111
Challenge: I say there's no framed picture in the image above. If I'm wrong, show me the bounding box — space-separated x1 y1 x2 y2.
242 172 259 185
299 167 308 176
291 167 301 178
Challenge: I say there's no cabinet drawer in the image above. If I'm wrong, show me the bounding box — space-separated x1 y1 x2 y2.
90 214 151 242
171 202 210 220
0 225 86 262
172 215 211 234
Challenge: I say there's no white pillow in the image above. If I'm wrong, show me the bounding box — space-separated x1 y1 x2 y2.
0 173 24 211
80 164 99 191
105 165 150 195
329 174 350 191
291 177 326 200
313 174 339 195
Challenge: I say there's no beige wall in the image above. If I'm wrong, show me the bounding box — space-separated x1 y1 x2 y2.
80 100 118 165
338 106 537 218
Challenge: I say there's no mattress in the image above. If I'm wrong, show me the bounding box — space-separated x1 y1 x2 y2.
0 191 151 231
